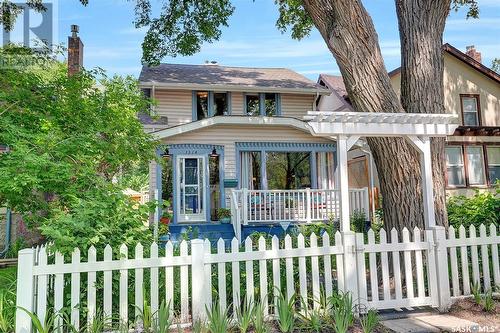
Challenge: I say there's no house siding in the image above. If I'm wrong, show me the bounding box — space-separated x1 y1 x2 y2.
154 89 193 127
152 89 316 122
162 124 334 179
390 53 500 126
280 93 315 118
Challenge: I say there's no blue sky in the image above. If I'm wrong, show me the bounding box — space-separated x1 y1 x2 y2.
55 0 500 80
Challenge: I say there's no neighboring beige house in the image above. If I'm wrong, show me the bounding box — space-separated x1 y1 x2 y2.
318 43 500 198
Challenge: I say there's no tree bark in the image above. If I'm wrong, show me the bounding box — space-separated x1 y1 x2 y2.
396 0 451 227
302 0 450 230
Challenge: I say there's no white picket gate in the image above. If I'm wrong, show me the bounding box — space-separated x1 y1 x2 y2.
15 224 500 333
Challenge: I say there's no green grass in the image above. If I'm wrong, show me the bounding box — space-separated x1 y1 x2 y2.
0 267 17 333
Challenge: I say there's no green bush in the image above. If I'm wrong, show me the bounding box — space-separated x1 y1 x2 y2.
447 186 500 229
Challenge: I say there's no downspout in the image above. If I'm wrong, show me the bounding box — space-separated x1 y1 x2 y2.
359 148 376 221
0 208 12 258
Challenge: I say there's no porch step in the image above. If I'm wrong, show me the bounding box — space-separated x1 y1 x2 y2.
241 224 298 240
167 223 235 245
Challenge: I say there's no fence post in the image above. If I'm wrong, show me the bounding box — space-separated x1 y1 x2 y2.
341 232 359 311
191 239 208 323
431 226 452 312
16 248 36 333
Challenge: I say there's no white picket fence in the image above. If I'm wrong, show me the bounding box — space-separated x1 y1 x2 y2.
16 224 500 333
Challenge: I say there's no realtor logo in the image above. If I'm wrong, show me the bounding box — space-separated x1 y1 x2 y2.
1 0 58 51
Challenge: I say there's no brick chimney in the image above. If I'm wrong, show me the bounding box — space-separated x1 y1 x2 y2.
68 25 83 76
465 45 481 64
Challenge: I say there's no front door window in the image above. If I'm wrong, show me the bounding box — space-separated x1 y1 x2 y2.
178 156 206 222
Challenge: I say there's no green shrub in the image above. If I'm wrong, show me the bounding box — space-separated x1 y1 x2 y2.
447 187 500 229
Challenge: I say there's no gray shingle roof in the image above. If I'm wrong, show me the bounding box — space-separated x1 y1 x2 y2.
139 63 327 92
319 74 347 97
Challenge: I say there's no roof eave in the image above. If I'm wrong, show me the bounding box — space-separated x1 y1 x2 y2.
138 82 330 95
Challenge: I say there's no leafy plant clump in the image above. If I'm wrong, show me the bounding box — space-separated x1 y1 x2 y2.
447 186 500 229
330 292 355 333
275 289 296 333
360 309 379 333
235 298 255 333
206 302 231 333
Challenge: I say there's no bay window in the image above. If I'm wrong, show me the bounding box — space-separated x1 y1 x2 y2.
465 146 486 185
446 146 465 187
487 146 500 184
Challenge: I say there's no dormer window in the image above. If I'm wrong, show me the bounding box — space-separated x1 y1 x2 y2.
193 91 230 120
245 93 281 116
460 94 480 126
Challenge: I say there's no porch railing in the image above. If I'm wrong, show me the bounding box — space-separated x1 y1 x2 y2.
230 187 370 239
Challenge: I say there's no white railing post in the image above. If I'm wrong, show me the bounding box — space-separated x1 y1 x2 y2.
306 188 312 223
340 232 359 310
16 248 36 333
362 187 370 219
431 226 452 311
191 239 208 322
242 188 248 225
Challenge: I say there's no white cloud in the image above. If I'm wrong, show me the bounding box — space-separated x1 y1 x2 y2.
446 18 500 31
118 26 148 35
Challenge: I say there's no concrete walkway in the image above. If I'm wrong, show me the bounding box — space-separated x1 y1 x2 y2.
380 313 480 332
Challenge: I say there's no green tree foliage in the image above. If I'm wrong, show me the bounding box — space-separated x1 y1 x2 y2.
492 58 500 74
0 0 481 64
0 46 157 253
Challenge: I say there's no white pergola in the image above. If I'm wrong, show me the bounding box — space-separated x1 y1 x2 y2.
304 111 460 232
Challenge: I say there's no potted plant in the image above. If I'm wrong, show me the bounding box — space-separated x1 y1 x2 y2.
217 208 232 224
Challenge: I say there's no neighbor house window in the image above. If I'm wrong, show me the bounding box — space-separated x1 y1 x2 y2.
460 95 480 126
446 146 465 187
245 93 280 116
245 94 260 116
487 146 500 184
465 146 486 185
193 91 230 120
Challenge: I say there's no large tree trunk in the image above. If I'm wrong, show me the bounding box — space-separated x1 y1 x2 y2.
396 0 451 227
302 0 449 230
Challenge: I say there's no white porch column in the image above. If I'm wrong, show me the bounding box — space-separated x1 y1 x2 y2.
336 135 360 231
337 135 350 232
407 136 436 228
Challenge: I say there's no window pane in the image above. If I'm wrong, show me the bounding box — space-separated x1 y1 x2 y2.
466 146 486 185
489 166 500 185
461 96 478 126
266 152 311 189
447 166 465 186
462 97 478 112
197 91 209 120
486 147 500 165
487 147 500 185
463 112 478 126
264 93 277 116
246 95 260 116
446 147 463 165
213 93 228 116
